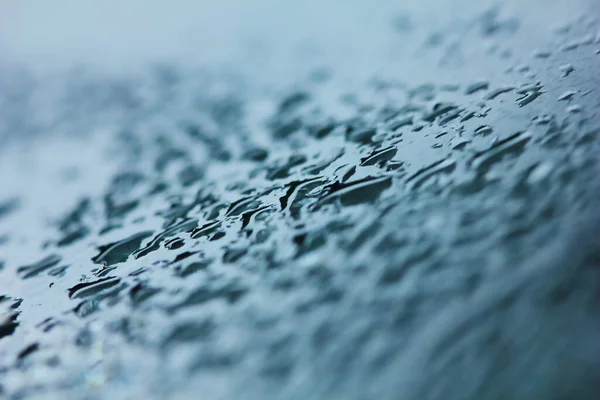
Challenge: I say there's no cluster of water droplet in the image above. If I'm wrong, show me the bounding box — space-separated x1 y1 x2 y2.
0 5 599 400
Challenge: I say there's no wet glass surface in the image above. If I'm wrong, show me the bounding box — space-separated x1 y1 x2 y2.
0 1 599 399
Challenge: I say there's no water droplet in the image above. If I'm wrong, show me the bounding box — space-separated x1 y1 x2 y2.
0 313 19 339
347 127 376 144
464 81 489 95
532 50 551 59
279 178 322 210
554 23 571 35
516 83 544 107
472 131 532 171
178 164 204 187
169 283 248 312
17 343 39 362
452 136 471 150
560 40 579 51
0 198 20 221
557 90 577 101
68 277 121 299
474 125 493 136
57 226 90 247
73 299 99 318
226 196 261 216
321 176 392 206
162 319 215 347
389 116 413 131
559 64 575 77
177 260 211 278
578 34 594 45
93 231 154 266
485 87 515 100
130 283 161 306
406 158 456 190
134 219 197 258
242 147 269 162
360 146 397 166
278 92 311 114
423 103 459 122
165 238 185 250
527 162 554 184
460 111 476 122
18 254 62 279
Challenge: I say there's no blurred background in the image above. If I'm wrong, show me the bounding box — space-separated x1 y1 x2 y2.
0 1 599 400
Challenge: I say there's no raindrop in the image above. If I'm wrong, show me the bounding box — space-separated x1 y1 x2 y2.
485 87 515 100
18 254 62 279
321 176 392 206
557 90 577 101
347 128 376 144
405 158 456 190
68 277 121 299
559 64 575 77
474 125 493 136
452 136 471 150
532 50 551 58
472 131 531 171
360 146 398 166
464 81 489 95
93 231 154 266
0 198 20 221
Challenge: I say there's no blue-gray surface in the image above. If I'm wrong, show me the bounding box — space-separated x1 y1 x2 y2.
0 1 599 399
